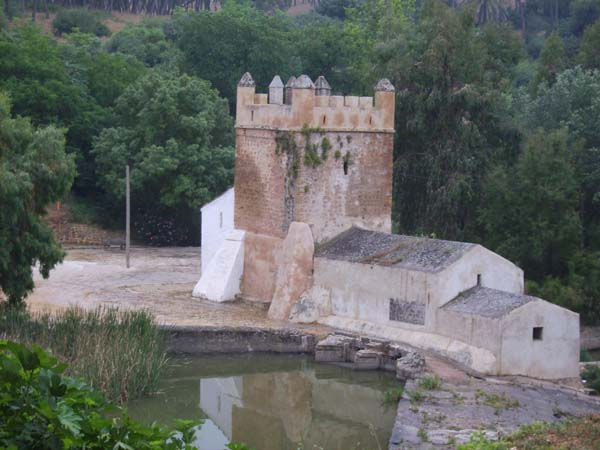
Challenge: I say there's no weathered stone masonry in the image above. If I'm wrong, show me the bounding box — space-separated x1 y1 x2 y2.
234 74 395 243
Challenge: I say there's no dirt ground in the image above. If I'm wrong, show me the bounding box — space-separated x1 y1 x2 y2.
26 246 330 334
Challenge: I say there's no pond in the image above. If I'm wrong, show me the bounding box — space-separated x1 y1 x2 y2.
128 353 401 450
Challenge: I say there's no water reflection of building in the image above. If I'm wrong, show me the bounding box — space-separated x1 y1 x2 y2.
198 369 396 450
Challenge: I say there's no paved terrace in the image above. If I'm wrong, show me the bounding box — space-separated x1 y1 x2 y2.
25 246 330 335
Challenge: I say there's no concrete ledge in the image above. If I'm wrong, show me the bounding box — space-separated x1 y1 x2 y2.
163 325 317 354
317 316 498 375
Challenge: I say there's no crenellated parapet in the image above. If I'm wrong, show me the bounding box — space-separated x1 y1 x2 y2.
236 73 395 133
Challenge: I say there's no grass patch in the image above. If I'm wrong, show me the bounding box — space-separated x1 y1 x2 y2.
382 386 404 404
0 306 167 403
475 389 520 415
409 389 426 405
418 375 442 390
458 416 600 450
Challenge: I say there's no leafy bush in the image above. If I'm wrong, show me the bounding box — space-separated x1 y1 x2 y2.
0 340 199 449
582 365 600 394
0 307 167 403
52 9 110 37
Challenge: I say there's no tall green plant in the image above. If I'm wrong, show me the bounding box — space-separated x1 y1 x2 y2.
0 340 199 449
0 93 75 306
0 307 167 402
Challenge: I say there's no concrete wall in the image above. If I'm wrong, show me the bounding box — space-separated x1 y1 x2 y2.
313 257 433 330
500 300 580 379
201 188 235 271
435 308 503 359
239 232 282 302
432 245 524 308
313 243 524 332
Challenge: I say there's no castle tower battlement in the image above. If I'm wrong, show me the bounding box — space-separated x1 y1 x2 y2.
234 71 396 286
236 73 395 133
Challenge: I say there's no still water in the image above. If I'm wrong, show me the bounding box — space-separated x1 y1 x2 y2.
128 353 400 450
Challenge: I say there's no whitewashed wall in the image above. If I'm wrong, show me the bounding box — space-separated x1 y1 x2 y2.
500 300 580 379
201 188 234 271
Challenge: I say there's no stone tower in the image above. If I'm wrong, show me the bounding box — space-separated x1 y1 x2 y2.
234 73 395 242
233 72 396 302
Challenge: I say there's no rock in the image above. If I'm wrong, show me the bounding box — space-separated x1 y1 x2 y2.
354 349 381 370
315 334 356 363
289 296 319 323
268 222 314 321
288 285 331 323
396 351 425 380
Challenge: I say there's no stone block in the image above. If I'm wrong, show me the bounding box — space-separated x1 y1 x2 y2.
344 96 359 107
268 222 314 320
315 334 357 362
359 96 373 108
315 96 329 107
396 351 425 380
315 348 345 363
289 295 319 323
329 96 344 107
254 93 268 105
354 349 381 370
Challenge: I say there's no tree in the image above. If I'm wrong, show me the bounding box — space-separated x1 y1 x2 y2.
0 93 75 306
570 0 600 36
378 0 521 239
468 0 509 25
169 2 294 108
533 31 566 89
522 67 600 248
578 19 600 70
292 15 370 95
92 71 234 245
106 21 180 67
315 0 361 19
479 129 581 281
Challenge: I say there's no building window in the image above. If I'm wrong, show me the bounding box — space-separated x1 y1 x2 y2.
477 274 482 286
533 327 543 341
219 212 223 228
343 160 349 175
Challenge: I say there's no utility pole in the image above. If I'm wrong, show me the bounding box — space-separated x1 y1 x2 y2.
126 165 131 269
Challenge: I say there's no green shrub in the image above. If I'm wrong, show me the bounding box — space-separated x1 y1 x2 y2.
383 386 404 404
582 365 600 394
0 307 167 403
418 375 442 390
0 340 199 449
52 9 110 37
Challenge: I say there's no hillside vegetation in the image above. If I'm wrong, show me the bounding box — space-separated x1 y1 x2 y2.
1 0 600 323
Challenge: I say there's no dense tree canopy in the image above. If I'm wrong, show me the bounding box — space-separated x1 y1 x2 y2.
93 71 234 245
0 93 75 306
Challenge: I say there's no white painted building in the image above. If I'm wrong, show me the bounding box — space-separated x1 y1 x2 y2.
200 188 234 271
310 227 579 380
